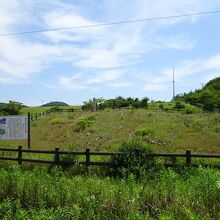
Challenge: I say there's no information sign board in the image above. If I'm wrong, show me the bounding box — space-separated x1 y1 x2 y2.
0 116 28 140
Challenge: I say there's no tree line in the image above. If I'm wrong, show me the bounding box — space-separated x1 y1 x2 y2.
82 96 150 111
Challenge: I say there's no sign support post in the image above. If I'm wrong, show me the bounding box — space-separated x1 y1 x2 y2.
28 112 31 149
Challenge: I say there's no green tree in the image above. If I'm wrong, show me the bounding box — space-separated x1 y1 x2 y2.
174 101 185 112
81 99 93 111
159 103 164 110
0 101 22 115
139 97 149 109
200 90 216 112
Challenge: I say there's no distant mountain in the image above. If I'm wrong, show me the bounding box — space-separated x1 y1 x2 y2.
175 77 220 111
0 102 6 106
41 101 69 107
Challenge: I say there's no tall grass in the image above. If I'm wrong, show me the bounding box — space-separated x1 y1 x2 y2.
1 109 219 153
0 164 220 219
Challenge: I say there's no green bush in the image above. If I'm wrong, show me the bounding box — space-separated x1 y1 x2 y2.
184 107 196 114
213 125 220 133
111 141 155 177
134 127 154 137
75 115 96 132
174 101 185 112
60 145 79 170
50 106 60 112
0 101 22 115
159 103 164 110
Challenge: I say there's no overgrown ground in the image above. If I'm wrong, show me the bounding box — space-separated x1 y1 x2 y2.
1 107 220 219
0 165 220 220
2 108 220 153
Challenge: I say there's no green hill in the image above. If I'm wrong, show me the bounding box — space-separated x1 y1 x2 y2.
204 76 220 91
41 101 69 107
175 77 220 111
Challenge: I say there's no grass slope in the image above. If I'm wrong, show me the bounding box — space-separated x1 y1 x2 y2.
2 109 220 153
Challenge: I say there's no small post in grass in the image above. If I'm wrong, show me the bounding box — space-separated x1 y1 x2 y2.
186 149 191 166
93 98 96 112
86 144 90 167
18 145 22 165
28 112 31 149
55 147 60 165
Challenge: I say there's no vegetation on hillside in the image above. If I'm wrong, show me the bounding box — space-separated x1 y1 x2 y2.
175 77 220 112
42 101 69 107
0 101 22 115
0 164 219 219
82 96 149 111
2 109 220 153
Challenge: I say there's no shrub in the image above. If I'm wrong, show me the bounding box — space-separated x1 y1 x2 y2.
184 107 195 114
0 101 22 115
174 101 185 112
50 106 60 112
213 125 220 133
111 141 155 177
60 145 79 170
134 127 154 137
75 115 96 132
159 103 164 110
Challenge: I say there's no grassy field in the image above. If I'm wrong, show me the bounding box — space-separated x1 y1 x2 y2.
1 107 220 219
1 108 219 153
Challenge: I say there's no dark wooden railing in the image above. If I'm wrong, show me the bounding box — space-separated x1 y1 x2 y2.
30 108 82 121
0 146 220 168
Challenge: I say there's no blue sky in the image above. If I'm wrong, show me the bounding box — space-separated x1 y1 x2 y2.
0 0 220 106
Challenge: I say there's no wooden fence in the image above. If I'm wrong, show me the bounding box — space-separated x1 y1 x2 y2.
0 146 220 168
30 108 82 121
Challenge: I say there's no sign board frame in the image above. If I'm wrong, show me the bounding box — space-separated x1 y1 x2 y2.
0 113 31 148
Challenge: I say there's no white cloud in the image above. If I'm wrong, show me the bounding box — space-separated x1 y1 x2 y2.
59 76 87 91
143 83 167 91
86 70 124 84
0 0 220 91
162 54 220 82
142 54 220 92
108 82 132 88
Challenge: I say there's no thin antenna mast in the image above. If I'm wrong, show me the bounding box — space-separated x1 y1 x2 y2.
172 67 175 100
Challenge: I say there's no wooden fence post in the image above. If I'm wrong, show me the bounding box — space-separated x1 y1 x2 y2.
18 146 22 165
171 156 176 165
54 147 60 165
186 149 191 166
86 145 90 167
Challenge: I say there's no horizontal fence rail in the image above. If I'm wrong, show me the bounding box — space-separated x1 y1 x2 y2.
30 108 82 121
0 146 220 168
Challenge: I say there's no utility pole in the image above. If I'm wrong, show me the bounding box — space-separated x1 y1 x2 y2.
172 67 175 101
